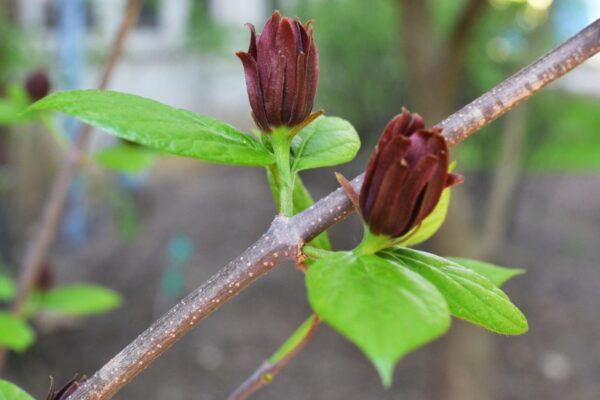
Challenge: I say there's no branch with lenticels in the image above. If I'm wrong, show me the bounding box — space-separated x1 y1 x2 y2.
68 18 600 400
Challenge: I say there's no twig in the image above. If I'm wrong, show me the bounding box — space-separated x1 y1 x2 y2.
478 105 528 258
68 19 600 400
0 0 141 367
12 0 141 313
437 19 600 145
227 314 320 400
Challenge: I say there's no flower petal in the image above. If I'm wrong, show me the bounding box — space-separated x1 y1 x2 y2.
368 159 409 235
264 52 286 126
277 18 299 122
413 132 449 223
289 51 307 125
257 11 282 89
236 51 270 131
361 135 411 221
390 154 438 237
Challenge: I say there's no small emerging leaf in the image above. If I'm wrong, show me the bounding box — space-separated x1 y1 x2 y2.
0 312 36 352
28 90 275 166
93 143 157 174
0 379 35 400
386 249 528 335
448 257 525 287
0 85 43 125
269 314 318 364
0 274 16 301
399 188 451 247
306 252 450 386
291 116 360 172
40 284 122 316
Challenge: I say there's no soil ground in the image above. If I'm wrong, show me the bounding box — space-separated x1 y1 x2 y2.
5 161 600 399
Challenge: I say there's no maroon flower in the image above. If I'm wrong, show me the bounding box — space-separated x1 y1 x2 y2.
24 70 51 102
45 376 86 400
359 109 463 238
236 11 319 132
34 262 54 292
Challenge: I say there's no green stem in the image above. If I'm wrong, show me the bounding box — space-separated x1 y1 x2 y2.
265 167 332 249
266 164 282 212
271 128 294 217
302 245 335 260
354 226 393 256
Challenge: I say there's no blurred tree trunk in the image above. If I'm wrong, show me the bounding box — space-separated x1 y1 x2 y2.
270 0 281 12
0 0 16 262
399 1 491 399
479 105 528 258
0 0 59 264
399 1 544 399
401 0 487 121
0 0 16 160
435 106 528 400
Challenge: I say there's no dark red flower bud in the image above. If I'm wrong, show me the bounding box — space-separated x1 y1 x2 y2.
236 11 319 132
45 376 86 400
34 262 54 292
24 70 51 102
359 109 463 238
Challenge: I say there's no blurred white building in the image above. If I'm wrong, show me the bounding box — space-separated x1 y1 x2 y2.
15 0 276 128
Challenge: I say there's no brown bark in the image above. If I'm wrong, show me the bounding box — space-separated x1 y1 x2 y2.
402 0 488 121
69 13 600 400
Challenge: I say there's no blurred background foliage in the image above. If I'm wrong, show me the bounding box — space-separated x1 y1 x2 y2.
0 0 599 399
276 0 600 173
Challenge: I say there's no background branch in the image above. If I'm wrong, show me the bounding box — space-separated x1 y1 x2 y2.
227 314 320 400
69 18 600 400
0 0 142 370
438 19 600 146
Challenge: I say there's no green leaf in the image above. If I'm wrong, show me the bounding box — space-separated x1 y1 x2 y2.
0 100 25 125
40 284 122 316
399 188 451 247
291 116 360 172
93 143 157 174
448 160 457 173
448 257 525 287
0 312 35 352
28 90 275 166
21 292 42 319
0 101 27 125
306 252 450 386
0 274 16 302
386 248 528 335
0 379 35 400
0 86 35 125
269 314 318 364
7 85 30 107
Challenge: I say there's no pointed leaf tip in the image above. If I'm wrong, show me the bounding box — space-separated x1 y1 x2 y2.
306 252 450 388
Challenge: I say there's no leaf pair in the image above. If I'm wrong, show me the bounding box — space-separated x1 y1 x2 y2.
0 284 122 352
306 248 526 386
0 85 33 125
29 90 360 172
0 313 35 353
0 379 35 400
93 142 157 174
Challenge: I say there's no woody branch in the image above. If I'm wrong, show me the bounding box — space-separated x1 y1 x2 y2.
68 18 600 400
